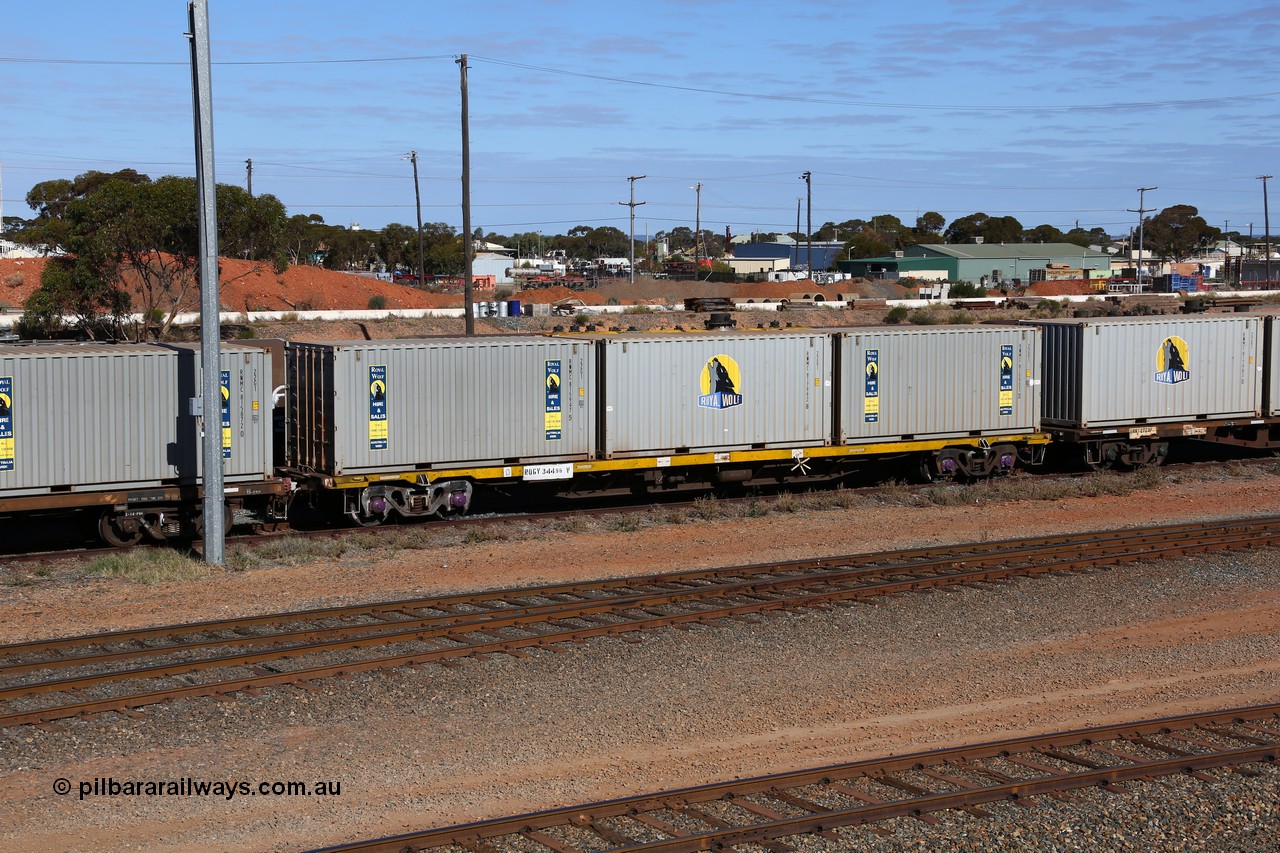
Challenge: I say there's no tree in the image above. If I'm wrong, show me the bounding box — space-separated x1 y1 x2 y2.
944 212 1025 245
1143 205 1220 263
21 171 289 340
377 223 417 271
1063 226 1110 248
912 212 945 242
1025 223 1066 243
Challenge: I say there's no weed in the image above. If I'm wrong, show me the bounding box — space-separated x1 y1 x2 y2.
690 495 724 521
607 515 643 532
553 516 591 534
368 295 388 310
87 549 209 584
463 527 509 544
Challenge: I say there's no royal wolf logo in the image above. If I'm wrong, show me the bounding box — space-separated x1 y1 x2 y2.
1154 336 1190 385
698 355 744 409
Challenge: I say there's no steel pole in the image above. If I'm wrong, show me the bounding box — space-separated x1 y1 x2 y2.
188 0 224 565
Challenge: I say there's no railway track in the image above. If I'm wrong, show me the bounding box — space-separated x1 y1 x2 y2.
3 516 1279 730
312 703 1280 852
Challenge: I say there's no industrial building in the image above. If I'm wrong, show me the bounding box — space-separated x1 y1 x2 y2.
838 242 1112 286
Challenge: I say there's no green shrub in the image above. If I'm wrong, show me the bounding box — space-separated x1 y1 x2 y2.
368 295 387 310
884 305 910 323
908 308 945 325
947 281 987 299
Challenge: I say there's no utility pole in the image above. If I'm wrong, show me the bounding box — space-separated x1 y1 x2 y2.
1260 175 1273 286
1128 186 1157 291
404 151 426 290
187 0 224 566
456 54 474 335
245 157 252 196
800 171 812 276
795 198 801 270
619 175 646 284
690 182 702 274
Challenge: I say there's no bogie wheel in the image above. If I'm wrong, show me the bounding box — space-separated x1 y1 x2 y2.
1083 444 1119 472
98 511 144 548
906 454 936 484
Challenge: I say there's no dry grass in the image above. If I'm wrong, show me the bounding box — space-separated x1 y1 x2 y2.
87 549 210 584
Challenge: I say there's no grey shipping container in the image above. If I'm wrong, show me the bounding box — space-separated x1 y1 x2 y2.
287 336 595 475
1024 315 1263 427
0 342 274 497
1269 316 1280 417
835 325 1042 443
591 332 832 457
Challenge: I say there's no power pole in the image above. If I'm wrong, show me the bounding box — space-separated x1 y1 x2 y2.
1128 186 1157 291
245 157 252 196
458 54 474 335
187 0 224 566
795 198 801 270
1260 175 1273 286
690 182 702 274
404 151 426 290
800 171 812 276
619 175 645 284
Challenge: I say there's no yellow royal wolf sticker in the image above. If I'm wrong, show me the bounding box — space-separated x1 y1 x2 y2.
698 355 743 410
1154 336 1190 385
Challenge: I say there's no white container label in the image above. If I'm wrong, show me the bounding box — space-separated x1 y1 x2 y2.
522 462 574 481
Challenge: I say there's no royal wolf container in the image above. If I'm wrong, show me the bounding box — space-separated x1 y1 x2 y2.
1024 315 1263 427
286 336 595 475
589 332 832 457
0 342 274 497
1268 315 1280 417
835 324 1042 443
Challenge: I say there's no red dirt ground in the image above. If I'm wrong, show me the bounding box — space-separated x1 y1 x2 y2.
2 256 918 314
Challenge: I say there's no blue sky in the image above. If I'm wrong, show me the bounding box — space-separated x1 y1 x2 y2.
3 0 1280 242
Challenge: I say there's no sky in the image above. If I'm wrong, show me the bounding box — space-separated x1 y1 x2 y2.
4 0 1280 243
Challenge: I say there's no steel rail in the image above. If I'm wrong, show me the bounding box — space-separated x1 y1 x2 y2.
310 703 1280 853
4 523 1275 694
2 520 1278 729
6 515 1275 663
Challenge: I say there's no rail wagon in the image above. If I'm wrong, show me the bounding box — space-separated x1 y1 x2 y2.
1023 315 1264 469
834 324 1044 480
0 342 285 545
285 336 595 525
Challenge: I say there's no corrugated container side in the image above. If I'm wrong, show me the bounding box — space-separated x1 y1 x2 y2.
160 344 275 482
596 333 831 457
287 337 595 475
1025 316 1263 427
0 343 272 496
1268 316 1280 417
836 325 1041 443
0 345 175 495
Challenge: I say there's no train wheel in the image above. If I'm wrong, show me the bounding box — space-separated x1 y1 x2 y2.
1084 443 1119 472
98 511 144 548
906 455 937 484
347 507 387 527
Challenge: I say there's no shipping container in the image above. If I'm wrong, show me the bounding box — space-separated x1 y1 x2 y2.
1268 315 1280 417
0 342 274 497
1024 315 1263 427
589 332 832 457
286 336 594 475
161 343 276 484
835 325 1042 442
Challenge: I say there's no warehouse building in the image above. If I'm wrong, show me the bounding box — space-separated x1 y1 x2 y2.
838 242 1112 286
